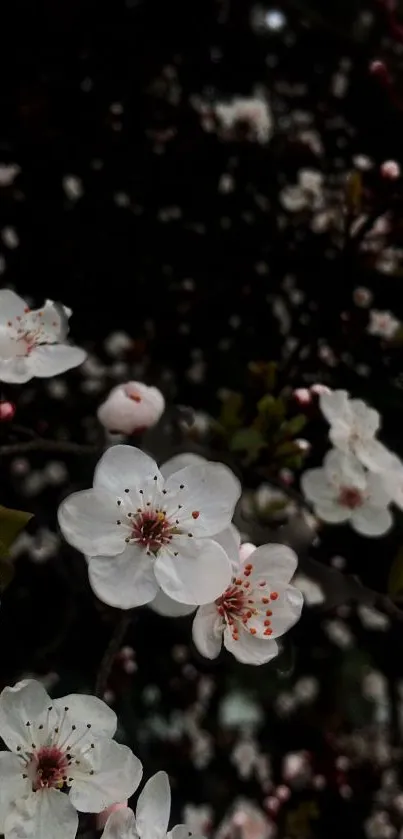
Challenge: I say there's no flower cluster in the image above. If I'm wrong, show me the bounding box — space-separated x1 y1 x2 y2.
301 389 403 536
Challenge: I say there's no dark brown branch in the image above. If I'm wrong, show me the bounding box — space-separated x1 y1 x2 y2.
0 439 98 457
95 611 134 699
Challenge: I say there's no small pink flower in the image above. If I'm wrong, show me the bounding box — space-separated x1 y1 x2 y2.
381 160 401 179
96 801 129 830
97 382 165 434
0 400 16 420
293 388 311 405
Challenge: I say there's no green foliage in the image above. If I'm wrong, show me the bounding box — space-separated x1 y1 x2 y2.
0 505 33 591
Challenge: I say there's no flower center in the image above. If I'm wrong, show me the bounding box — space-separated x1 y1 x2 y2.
215 563 279 641
338 486 364 509
129 510 175 553
29 746 69 791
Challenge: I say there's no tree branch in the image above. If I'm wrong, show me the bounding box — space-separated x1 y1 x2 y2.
95 611 134 699
0 438 98 457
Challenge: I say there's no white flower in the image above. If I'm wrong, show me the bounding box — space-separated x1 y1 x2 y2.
102 771 200 839
58 445 240 608
368 309 400 339
192 544 303 665
280 169 323 213
301 449 393 536
97 383 165 434
319 389 392 472
0 679 142 839
214 95 273 144
0 290 86 383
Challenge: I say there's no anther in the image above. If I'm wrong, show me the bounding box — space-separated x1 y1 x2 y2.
117 520 121 525
180 484 184 489
153 475 158 481
117 499 122 506
188 533 193 537
124 488 130 493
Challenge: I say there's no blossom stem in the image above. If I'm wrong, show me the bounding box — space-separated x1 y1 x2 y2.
0 438 98 457
95 611 134 699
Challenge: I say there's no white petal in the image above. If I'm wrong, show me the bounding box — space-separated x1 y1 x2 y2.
28 344 86 377
323 449 366 489
94 445 162 497
0 290 26 324
160 453 206 479
351 505 393 537
0 358 32 384
155 538 232 605
319 389 350 425
163 462 241 537
136 772 170 839
88 545 159 609
224 629 279 665
366 472 393 506
313 501 351 524
247 544 298 586
5 789 78 839
192 605 223 659
266 584 303 639
53 695 117 738
58 489 125 556
0 680 50 753
150 589 196 617
349 399 380 437
300 468 333 503
23 301 69 344
0 753 30 833
102 808 137 839
328 425 351 452
70 740 142 813
354 438 395 473
214 526 241 573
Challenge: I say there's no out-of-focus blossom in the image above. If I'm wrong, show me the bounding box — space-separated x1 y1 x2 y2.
301 449 393 536
192 544 303 664
0 164 20 187
280 169 324 213
97 382 165 434
0 401 16 421
353 287 373 308
368 310 400 339
58 445 239 608
216 800 275 839
380 160 401 179
0 290 86 383
214 94 273 144
292 574 324 606
319 389 392 472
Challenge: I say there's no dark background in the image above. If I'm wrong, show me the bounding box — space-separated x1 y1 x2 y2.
2 1 403 837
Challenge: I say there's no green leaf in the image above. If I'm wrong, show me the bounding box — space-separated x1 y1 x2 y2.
388 546 403 596
0 505 33 560
218 392 244 433
280 414 307 438
256 395 286 425
230 427 267 464
248 361 277 391
273 441 302 459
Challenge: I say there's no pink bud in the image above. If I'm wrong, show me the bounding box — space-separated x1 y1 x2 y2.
96 802 129 830
293 388 311 405
310 383 331 396
276 785 291 802
239 542 256 562
0 401 16 421
381 159 401 179
369 60 390 81
97 382 165 434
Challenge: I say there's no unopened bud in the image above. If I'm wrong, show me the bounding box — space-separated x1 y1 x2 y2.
0 401 16 421
381 159 401 179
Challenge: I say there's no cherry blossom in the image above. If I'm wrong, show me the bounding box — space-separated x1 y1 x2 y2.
0 679 142 839
319 389 392 472
102 771 202 839
367 310 400 339
0 290 86 383
192 544 303 665
58 444 240 608
97 382 165 434
214 94 273 144
301 449 393 536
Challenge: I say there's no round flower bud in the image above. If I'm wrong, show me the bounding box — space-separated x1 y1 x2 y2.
381 160 401 179
0 401 16 421
97 382 165 434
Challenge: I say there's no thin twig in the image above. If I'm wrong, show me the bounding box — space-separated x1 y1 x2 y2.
0 439 98 457
95 611 133 699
